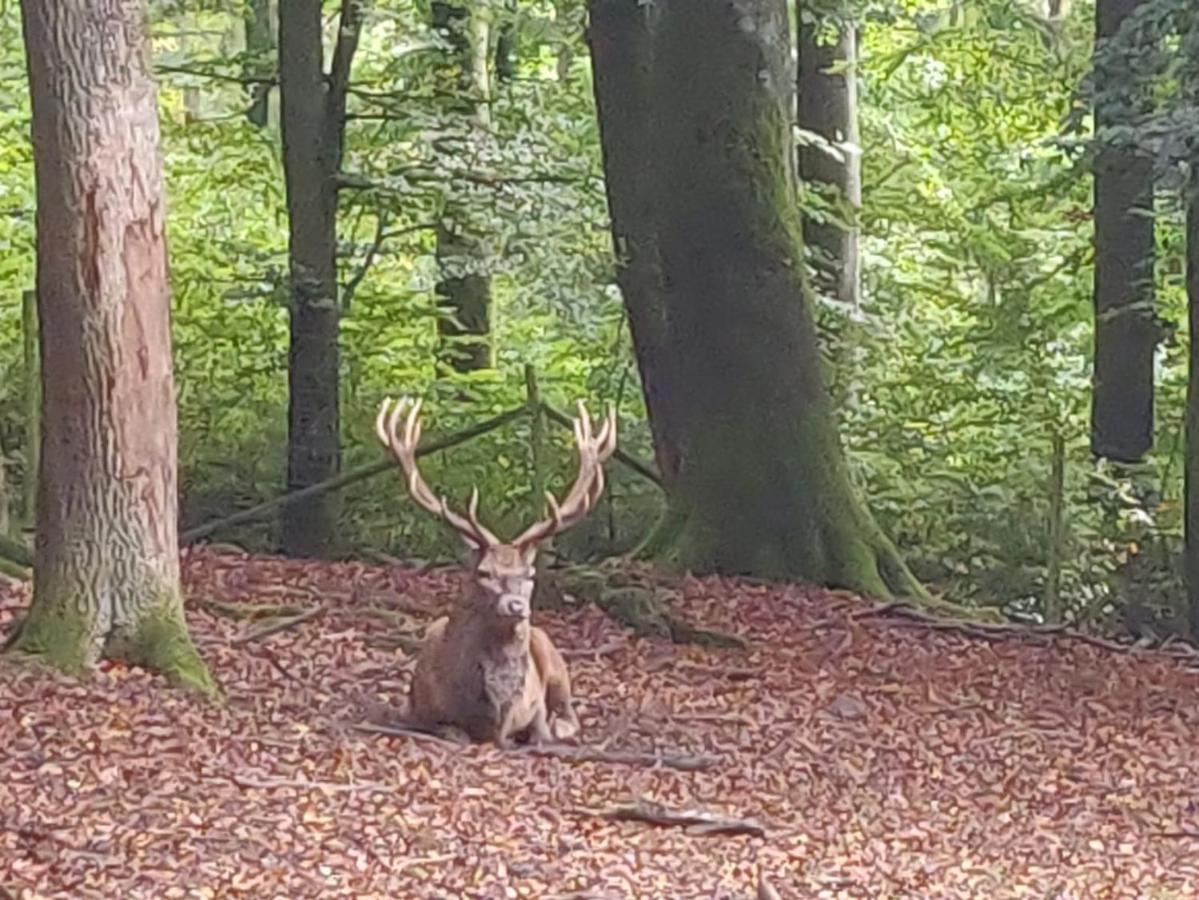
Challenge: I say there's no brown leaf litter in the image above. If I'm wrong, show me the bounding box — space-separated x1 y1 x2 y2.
3 546 1199 898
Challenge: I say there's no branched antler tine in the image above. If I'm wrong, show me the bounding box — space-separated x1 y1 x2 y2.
513 400 616 548
375 395 497 549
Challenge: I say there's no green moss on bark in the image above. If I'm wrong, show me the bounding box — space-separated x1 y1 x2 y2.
6 598 93 672
107 600 219 698
7 586 218 697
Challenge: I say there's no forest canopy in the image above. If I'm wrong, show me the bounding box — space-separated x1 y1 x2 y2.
0 0 1195 632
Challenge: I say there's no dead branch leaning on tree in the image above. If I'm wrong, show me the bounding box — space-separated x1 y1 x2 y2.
375 395 617 748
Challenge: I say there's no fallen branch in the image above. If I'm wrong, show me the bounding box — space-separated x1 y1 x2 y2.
354 722 720 770
852 600 1197 659
351 721 464 749
233 607 324 644
181 405 527 543
581 799 766 837
517 744 720 772
225 774 388 793
560 640 626 661
196 597 308 621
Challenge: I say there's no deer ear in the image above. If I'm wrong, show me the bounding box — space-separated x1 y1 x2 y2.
519 544 538 568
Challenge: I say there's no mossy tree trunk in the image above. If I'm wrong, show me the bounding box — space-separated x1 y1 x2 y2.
9 0 214 692
1091 0 1157 463
433 2 494 374
587 0 922 599
587 2 681 483
278 0 362 557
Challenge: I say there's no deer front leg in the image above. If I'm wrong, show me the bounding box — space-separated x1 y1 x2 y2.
524 700 552 746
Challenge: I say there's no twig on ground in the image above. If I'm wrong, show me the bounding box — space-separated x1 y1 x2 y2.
667 711 756 727
225 774 389 793
669 662 762 682
352 720 463 749
366 634 424 654
195 597 308 621
234 607 324 644
852 601 1199 660
560 640 626 661
580 798 767 837
518 744 720 772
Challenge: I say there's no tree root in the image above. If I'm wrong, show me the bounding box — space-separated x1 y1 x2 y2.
535 563 749 649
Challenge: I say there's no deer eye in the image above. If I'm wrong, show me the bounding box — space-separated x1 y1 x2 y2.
479 577 501 594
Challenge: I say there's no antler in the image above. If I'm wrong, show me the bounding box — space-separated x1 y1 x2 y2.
375 396 499 551
513 401 618 549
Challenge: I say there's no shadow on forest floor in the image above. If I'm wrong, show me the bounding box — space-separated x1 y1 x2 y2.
3 547 1199 897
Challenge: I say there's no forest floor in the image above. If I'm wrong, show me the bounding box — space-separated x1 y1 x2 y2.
3 548 1199 898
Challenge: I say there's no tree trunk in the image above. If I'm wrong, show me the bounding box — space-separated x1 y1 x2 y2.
243 0 274 128
1185 135 1199 638
433 3 494 374
9 0 213 692
797 3 861 316
22 288 39 526
587 0 922 597
587 3 681 484
1091 0 1157 463
278 0 361 557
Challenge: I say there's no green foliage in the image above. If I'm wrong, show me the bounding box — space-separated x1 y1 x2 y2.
1 0 1196 631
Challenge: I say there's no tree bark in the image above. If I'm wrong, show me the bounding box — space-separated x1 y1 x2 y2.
243 0 274 128
278 0 361 557
433 3 494 374
1091 0 1157 463
22 288 38 526
587 0 922 597
797 3 861 316
1185 109 1199 637
9 0 213 692
587 2 681 484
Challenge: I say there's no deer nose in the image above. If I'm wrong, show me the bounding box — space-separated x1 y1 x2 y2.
499 595 528 618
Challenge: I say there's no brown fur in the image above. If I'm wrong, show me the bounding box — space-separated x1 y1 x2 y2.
408 608 579 747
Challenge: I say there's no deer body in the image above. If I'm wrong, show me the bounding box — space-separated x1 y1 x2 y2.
410 613 550 746
376 396 610 748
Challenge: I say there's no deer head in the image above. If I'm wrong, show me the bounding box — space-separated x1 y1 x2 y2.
375 396 617 623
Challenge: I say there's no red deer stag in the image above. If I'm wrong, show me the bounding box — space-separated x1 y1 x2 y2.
375 396 616 747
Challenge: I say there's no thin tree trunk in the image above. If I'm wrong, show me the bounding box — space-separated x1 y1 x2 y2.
433 3 494 374
588 0 923 598
9 0 213 692
22 288 38 526
1185 151 1199 638
244 0 273 127
1091 0 1157 463
278 0 362 557
797 4 861 315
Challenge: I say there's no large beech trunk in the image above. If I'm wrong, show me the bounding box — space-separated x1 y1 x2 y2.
588 0 923 598
9 0 213 691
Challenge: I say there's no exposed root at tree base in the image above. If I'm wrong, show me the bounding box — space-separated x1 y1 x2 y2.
535 563 749 649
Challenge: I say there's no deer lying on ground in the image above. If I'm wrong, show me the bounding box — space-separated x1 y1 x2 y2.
375 395 617 747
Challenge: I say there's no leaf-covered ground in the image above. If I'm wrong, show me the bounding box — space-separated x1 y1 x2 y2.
3 547 1199 898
